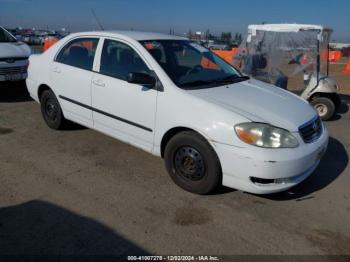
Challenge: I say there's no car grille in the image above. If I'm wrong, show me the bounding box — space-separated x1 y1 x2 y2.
299 116 323 143
0 57 28 62
0 66 27 75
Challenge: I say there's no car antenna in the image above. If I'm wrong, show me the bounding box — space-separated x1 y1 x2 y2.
91 8 105 31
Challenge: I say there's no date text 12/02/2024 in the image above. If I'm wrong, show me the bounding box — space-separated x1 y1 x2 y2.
127 256 220 261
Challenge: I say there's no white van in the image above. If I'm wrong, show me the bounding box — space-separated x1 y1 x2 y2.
0 26 31 82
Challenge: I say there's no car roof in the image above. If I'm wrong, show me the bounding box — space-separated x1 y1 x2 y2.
69 30 187 41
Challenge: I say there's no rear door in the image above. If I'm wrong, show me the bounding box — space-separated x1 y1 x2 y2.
91 38 158 152
51 37 99 127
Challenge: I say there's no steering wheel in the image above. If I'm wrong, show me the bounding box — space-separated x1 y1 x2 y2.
185 65 203 77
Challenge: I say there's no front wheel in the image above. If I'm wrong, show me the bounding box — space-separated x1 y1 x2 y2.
311 97 335 121
164 131 221 194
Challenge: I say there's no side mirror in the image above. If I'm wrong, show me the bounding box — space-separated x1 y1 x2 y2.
126 72 156 87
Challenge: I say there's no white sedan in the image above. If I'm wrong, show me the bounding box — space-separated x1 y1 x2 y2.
26 31 328 194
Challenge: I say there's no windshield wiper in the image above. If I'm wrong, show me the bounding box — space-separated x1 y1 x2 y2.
178 75 250 89
213 75 250 84
178 80 214 88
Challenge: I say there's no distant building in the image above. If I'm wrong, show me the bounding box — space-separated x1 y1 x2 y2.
330 42 350 50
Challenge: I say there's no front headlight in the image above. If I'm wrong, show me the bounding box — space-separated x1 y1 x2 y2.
235 123 299 148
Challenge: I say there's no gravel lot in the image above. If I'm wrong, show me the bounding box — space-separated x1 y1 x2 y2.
0 79 349 256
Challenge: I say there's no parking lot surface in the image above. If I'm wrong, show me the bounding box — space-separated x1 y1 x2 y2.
0 81 349 256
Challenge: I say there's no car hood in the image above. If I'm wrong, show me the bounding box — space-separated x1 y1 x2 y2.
0 42 31 58
188 79 316 132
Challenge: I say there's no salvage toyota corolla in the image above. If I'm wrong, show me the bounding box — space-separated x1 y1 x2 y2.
26 31 328 194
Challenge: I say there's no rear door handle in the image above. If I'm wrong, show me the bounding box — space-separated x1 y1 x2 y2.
92 79 106 87
52 67 61 73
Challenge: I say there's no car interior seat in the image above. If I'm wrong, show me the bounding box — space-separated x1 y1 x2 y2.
242 54 267 75
149 49 162 63
243 54 288 89
69 46 90 69
119 49 135 78
101 46 119 76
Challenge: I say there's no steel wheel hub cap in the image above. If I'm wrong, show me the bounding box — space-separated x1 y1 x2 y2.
174 146 205 181
45 99 58 121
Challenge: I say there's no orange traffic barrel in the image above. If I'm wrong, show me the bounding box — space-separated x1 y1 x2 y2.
82 40 94 51
43 38 59 52
344 57 350 75
212 48 238 64
201 57 219 70
329 51 342 63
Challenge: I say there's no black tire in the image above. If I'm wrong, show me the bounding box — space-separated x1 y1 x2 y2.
311 97 335 121
164 131 221 194
333 94 342 110
40 89 66 130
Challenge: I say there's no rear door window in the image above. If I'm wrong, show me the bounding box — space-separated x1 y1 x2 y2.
56 38 99 70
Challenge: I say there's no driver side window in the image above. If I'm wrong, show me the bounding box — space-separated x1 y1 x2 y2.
100 39 150 80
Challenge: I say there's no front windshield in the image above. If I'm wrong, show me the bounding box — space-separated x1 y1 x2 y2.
0 27 17 43
139 40 244 89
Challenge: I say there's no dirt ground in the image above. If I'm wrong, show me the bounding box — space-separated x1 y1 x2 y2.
330 60 350 93
0 63 349 257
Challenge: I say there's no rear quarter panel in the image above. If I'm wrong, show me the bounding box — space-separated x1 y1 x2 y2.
26 41 63 101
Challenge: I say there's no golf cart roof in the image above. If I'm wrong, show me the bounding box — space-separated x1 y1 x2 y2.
248 24 332 33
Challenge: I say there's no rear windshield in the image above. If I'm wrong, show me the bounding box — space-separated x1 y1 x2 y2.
0 27 17 43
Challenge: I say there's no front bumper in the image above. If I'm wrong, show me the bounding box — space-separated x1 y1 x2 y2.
0 60 28 82
213 127 329 194
0 73 27 82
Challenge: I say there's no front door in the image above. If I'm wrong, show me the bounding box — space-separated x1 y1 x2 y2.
91 38 158 152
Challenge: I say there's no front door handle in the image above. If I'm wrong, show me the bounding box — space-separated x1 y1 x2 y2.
92 79 106 87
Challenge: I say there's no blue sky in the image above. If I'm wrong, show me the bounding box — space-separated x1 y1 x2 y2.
0 0 349 42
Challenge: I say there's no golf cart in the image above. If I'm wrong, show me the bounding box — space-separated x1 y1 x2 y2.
233 24 341 120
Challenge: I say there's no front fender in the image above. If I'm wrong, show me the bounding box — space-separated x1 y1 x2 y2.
153 87 250 156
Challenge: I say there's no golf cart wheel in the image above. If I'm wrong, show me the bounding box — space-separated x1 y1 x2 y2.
311 97 335 121
164 131 221 194
40 89 67 130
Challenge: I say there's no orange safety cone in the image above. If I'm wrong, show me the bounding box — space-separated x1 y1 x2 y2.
43 37 59 52
344 57 350 75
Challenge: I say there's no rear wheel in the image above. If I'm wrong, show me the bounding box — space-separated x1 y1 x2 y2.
164 131 221 194
311 97 335 121
40 89 66 129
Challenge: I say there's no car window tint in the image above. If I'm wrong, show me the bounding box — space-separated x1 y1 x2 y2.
0 27 17 43
56 38 99 70
100 39 150 80
174 45 202 68
144 42 166 64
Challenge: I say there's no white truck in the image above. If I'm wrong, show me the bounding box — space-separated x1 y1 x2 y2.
0 26 31 82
